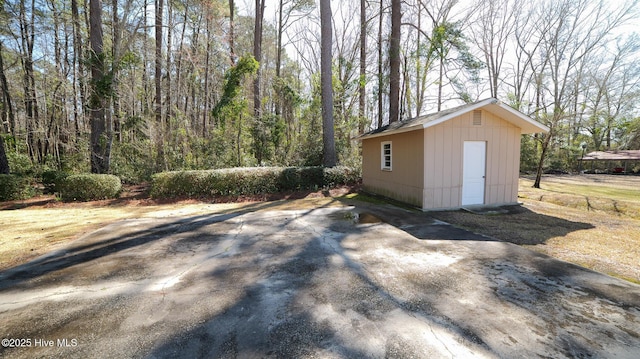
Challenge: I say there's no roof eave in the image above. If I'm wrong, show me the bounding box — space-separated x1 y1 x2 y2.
484 101 550 134
357 98 549 140
355 123 424 140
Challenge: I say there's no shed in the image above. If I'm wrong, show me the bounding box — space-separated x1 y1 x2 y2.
358 98 549 210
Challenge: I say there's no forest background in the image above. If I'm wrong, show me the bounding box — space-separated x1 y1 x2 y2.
0 0 639 185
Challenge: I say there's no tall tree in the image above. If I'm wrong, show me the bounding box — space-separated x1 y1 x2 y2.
320 0 336 166
229 0 236 64
275 0 313 78
112 0 120 141
70 0 85 142
89 0 112 173
359 0 367 132
253 0 265 120
155 0 164 169
0 135 9 175
165 0 173 128
583 36 640 151
377 0 384 128
470 0 518 98
530 0 637 188
389 0 401 123
253 0 266 164
19 0 40 161
0 41 15 136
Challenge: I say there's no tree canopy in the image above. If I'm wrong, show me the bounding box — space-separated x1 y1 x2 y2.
0 0 638 180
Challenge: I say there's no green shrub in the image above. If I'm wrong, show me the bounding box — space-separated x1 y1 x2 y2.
323 166 360 187
0 174 35 201
278 167 323 190
6 151 34 176
41 170 69 194
59 174 122 202
150 166 360 199
110 140 155 184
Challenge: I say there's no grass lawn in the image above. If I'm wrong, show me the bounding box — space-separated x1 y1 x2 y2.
432 174 640 284
1 176 639 284
0 202 243 271
0 189 348 271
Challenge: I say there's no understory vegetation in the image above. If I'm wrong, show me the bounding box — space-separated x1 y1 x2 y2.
0 174 34 201
1 0 639 195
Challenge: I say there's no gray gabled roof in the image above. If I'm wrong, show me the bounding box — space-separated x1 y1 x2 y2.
581 150 640 161
357 98 550 140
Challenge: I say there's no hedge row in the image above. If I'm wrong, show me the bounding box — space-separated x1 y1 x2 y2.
42 170 69 194
59 174 122 202
0 174 35 201
150 166 359 199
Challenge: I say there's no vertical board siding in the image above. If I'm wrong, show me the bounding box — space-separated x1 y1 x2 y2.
362 131 425 206
422 110 520 210
362 109 522 210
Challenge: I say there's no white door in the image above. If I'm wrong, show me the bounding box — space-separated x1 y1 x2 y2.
462 141 486 206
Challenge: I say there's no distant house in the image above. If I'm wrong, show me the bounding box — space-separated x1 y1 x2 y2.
580 150 640 173
358 98 549 210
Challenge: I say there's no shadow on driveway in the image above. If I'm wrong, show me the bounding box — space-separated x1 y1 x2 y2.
0 200 295 291
1 200 638 359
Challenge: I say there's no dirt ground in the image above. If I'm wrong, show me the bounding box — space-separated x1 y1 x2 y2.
2 175 638 284
433 174 640 283
1 203 639 358
0 186 354 271
531 173 640 190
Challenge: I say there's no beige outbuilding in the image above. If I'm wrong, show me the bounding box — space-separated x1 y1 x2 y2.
358 98 549 210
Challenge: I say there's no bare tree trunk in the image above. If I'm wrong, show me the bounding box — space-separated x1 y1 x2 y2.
415 4 421 117
253 0 266 164
253 0 265 120
229 0 236 64
320 0 336 167
175 2 188 99
437 56 443 111
112 0 121 142
141 0 150 117
276 0 283 78
389 0 400 123
165 0 173 134
155 0 165 169
377 0 383 128
20 0 40 162
89 0 112 173
48 0 64 163
0 135 9 175
155 0 163 124
402 53 409 119
274 0 284 132
533 130 551 188
184 9 201 126
203 14 211 137
71 0 85 143
532 73 547 189
0 42 16 136
358 0 366 132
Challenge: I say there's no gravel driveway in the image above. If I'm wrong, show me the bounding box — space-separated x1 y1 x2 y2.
1 201 639 358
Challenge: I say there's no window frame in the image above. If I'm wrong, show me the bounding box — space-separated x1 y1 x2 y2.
381 141 392 171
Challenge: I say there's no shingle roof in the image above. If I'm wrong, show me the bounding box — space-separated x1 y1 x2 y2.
357 98 549 140
581 150 640 161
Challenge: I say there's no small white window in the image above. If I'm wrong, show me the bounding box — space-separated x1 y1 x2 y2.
381 141 392 171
